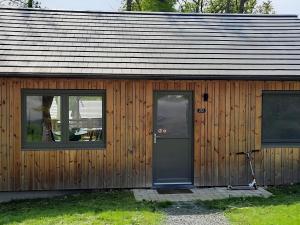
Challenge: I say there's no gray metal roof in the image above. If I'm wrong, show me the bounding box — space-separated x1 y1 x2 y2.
0 7 300 80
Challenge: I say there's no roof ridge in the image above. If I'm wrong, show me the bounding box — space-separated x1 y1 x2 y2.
0 7 298 18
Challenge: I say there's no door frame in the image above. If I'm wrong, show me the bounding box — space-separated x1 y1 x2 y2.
152 90 194 188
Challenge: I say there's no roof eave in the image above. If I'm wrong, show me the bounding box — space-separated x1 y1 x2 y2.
1 72 300 81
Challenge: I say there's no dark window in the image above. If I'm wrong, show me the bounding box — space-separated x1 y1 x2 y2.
22 90 105 150
262 91 300 146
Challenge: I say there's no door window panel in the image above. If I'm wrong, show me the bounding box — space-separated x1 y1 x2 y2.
156 94 189 138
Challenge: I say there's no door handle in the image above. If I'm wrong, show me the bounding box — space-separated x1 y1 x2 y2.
154 133 157 144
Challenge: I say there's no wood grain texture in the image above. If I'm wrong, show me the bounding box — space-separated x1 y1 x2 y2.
0 78 299 191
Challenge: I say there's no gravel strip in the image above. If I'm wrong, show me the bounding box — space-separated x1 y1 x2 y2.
163 202 230 225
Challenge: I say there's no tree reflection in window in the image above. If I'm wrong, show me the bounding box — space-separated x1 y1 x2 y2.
26 96 61 143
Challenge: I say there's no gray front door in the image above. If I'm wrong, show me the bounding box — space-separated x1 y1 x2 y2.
153 91 193 186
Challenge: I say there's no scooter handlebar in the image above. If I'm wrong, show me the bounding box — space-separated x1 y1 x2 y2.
236 149 260 155
236 152 245 155
251 149 260 153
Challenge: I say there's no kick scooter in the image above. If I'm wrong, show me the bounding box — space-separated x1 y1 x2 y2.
228 149 260 190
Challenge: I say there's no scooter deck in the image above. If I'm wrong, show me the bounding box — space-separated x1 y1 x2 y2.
228 186 257 190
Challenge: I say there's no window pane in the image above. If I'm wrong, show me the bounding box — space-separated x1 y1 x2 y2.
156 94 189 138
26 96 61 143
68 96 103 142
263 93 300 143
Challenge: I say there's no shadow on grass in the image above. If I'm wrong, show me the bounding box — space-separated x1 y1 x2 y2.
0 191 165 225
198 184 300 211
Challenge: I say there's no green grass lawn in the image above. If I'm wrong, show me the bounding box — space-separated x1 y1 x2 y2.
0 191 165 225
1 185 299 225
201 184 300 225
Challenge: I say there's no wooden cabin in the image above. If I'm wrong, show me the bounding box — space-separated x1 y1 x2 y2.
0 8 299 191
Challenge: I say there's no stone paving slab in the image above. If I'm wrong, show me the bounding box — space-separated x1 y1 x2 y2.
133 187 272 202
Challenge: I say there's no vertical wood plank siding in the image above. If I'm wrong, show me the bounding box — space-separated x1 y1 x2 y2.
0 78 299 191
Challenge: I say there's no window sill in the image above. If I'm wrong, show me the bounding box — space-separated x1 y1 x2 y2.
21 144 106 151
